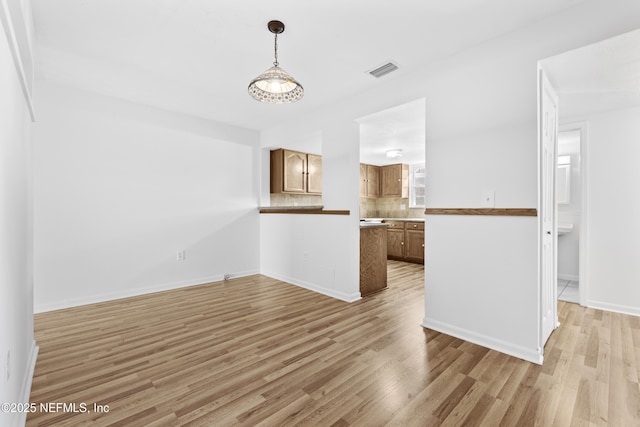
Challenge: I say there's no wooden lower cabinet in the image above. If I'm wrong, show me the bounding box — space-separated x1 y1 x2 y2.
405 229 425 263
386 229 405 259
383 220 424 264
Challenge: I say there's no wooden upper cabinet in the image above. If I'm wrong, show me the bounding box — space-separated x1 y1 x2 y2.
367 165 380 197
380 164 409 198
359 163 380 197
271 149 322 194
283 150 307 193
307 154 322 194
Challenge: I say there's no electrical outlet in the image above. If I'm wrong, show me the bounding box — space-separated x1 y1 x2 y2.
481 190 495 208
176 250 186 261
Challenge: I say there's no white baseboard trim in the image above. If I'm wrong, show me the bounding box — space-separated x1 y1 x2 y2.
587 300 640 318
34 269 260 313
261 271 361 303
558 273 579 282
15 340 39 427
421 317 543 365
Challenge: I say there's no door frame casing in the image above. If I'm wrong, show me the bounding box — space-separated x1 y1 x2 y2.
537 65 560 359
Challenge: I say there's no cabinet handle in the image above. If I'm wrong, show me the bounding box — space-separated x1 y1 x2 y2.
413 224 417 228
401 242 404 245
422 243 425 248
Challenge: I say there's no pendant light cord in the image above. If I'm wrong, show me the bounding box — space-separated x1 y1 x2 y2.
273 33 279 67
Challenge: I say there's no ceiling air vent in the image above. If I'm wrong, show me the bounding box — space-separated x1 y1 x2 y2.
369 62 399 78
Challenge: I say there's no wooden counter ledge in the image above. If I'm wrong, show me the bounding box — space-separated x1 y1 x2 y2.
425 208 537 217
259 206 350 215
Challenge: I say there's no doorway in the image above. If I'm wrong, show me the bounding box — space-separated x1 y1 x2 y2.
556 127 583 304
539 28 640 326
357 98 426 277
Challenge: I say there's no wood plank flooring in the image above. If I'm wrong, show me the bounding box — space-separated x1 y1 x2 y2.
28 261 640 426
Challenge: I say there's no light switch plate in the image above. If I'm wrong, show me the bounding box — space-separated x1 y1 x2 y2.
481 190 495 207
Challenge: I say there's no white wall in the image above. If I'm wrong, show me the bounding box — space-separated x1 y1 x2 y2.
580 106 640 316
0 4 36 426
424 216 539 360
418 39 546 362
260 121 361 302
258 0 640 363
557 130 581 281
33 82 261 312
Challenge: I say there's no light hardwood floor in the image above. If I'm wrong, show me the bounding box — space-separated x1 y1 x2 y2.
28 261 640 426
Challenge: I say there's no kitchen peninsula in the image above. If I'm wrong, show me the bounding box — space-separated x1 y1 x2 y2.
359 221 389 296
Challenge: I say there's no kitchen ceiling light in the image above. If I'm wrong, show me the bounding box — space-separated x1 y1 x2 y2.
248 20 304 104
386 149 403 159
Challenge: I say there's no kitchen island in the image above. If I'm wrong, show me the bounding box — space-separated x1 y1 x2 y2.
360 222 389 296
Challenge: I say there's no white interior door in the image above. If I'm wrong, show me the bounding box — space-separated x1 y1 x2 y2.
540 68 559 347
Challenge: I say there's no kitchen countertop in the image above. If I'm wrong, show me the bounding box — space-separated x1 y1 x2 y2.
359 222 390 229
361 217 425 222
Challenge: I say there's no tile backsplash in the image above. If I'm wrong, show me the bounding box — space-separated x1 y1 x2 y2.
270 193 323 207
360 197 425 219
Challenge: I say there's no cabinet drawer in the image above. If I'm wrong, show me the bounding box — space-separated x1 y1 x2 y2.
405 221 424 230
383 220 405 229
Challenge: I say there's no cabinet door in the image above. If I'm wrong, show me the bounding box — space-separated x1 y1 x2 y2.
307 154 322 194
380 164 408 197
380 164 399 196
359 163 367 197
283 150 307 193
367 165 380 197
405 229 425 263
386 229 405 259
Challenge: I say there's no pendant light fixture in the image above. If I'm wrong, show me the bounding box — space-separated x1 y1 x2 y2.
248 20 304 104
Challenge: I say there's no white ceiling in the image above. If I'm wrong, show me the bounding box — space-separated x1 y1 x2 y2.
32 0 588 131
541 28 640 118
358 98 425 166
